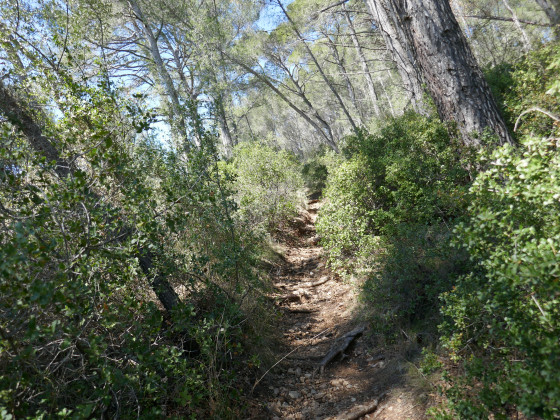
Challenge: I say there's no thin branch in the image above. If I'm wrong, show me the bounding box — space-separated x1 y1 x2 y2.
319 0 350 14
56 0 70 71
461 14 555 27
250 328 331 394
514 107 560 131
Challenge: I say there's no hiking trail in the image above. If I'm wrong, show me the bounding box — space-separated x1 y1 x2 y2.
249 199 431 419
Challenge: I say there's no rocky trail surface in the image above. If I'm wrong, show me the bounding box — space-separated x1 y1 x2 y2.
249 200 431 419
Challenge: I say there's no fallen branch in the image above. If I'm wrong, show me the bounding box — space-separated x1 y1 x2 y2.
285 307 317 314
315 326 365 374
304 276 330 287
326 393 385 420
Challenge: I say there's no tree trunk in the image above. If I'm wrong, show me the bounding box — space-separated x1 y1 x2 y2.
127 0 199 150
277 0 359 132
160 31 203 147
534 0 560 35
378 74 396 116
224 52 339 151
215 94 235 155
0 82 71 178
371 0 513 146
323 32 365 124
343 6 381 117
501 0 531 52
364 0 427 114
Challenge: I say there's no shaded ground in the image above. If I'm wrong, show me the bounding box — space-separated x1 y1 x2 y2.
248 200 432 419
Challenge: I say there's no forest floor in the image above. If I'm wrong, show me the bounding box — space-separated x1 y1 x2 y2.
248 200 433 419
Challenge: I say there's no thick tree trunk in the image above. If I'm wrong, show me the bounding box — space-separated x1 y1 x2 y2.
371 0 513 146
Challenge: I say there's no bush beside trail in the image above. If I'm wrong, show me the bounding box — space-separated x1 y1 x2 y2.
316 42 560 419
317 113 473 327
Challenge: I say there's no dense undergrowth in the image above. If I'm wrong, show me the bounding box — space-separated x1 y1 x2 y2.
315 42 560 418
0 73 304 418
2 14 559 419
224 142 304 234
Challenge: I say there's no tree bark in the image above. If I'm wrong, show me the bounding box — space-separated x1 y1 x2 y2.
371 0 513 146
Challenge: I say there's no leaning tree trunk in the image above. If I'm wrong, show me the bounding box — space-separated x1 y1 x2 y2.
215 95 236 155
365 0 427 115
370 0 513 146
501 0 531 52
343 5 381 117
222 51 339 151
277 0 359 132
323 32 365 124
127 0 200 150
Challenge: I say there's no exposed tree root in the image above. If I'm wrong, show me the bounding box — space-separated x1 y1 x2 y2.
303 275 330 287
326 393 386 420
316 326 365 374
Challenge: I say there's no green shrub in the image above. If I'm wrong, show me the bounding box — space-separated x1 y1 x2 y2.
484 63 515 131
227 142 304 233
317 113 472 272
317 113 475 331
440 137 560 419
362 223 471 333
501 42 560 138
315 154 380 275
343 114 471 235
0 77 266 419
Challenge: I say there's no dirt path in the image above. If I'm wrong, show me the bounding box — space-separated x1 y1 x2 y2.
249 200 430 420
